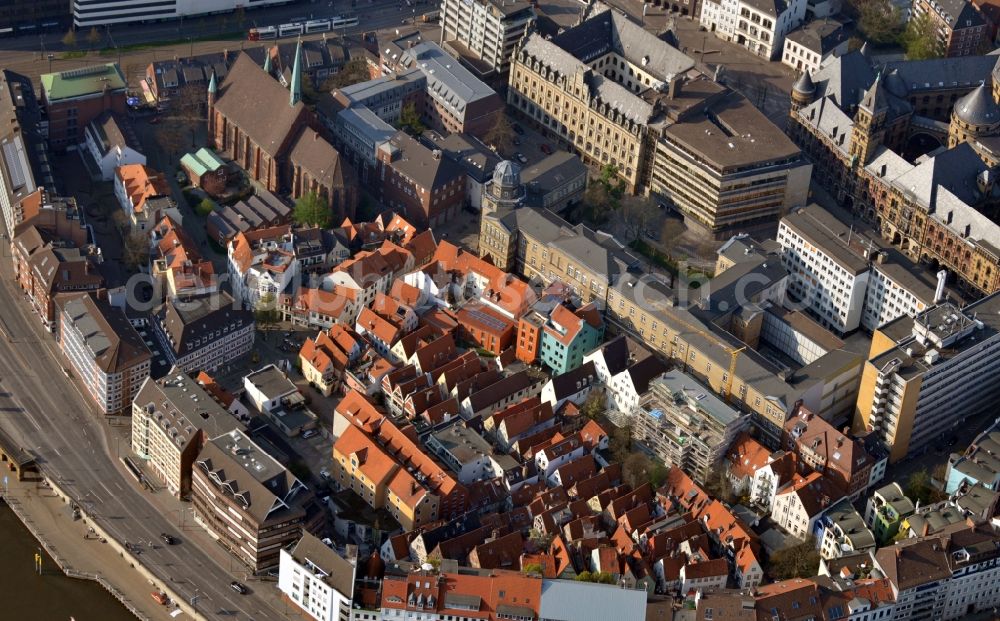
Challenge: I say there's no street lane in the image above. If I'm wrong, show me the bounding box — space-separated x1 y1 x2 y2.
0 279 283 619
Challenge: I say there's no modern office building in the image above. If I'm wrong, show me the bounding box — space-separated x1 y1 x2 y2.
439 0 536 79
72 0 287 28
508 8 809 235
854 292 1000 463
59 294 151 415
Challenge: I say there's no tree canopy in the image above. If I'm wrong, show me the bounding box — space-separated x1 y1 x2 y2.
848 0 904 45
293 191 333 228
767 537 821 580
254 293 281 329
900 13 942 60
483 113 515 155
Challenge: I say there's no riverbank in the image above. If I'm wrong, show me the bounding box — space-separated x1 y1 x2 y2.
0 474 183 621
0 500 137 621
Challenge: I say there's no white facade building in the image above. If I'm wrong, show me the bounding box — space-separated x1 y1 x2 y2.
439 0 536 77
83 112 145 181
278 534 357 621
59 294 151 415
699 0 808 60
73 0 287 28
778 204 937 334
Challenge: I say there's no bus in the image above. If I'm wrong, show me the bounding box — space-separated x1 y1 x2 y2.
304 19 332 34
278 22 304 37
248 26 277 40
330 15 359 29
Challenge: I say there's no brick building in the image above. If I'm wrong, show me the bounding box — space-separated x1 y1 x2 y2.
40 64 127 150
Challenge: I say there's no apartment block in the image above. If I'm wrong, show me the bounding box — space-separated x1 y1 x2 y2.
192 429 311 572
700 0 807 60
631 371 750 484
277 533 357 621
853 293 1000 463
439 0 536 79
911 0 990 57
151 292 255 373
131 371 242 498
864 481 915 544
59 294 151 415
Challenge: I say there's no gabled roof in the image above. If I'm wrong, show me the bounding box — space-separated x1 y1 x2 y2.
213 53 306 158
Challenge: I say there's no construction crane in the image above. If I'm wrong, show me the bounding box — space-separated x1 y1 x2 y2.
667 312 747 404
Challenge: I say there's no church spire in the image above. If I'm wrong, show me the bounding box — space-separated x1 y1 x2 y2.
208 70 217 95
263 48 271 74
289 38 302 107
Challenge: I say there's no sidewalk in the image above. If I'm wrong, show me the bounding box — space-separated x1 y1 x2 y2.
106 423 298 618
2 477 176 620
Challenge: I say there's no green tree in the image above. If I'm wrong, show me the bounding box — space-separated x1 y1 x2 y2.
399 102 425 136
255 292 281 330
609 421 633 464
86 27 101 49
767 537 820 580
327 58 370 89
901 13 942 60
574 571 615 584
122 230 150 271
623 452 652 490
905 468 947 505
483 113 515 155
293 191 333 228
703 467 737 505
196 197 215 217
848 0 903 45
599 163 625 199
580 178 613 224
580 390 605 420
62 28 77 49
523 563 544 576
620 194 660 242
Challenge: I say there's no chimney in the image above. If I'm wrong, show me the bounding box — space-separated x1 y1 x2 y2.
667 77 681 100
934 270 948 303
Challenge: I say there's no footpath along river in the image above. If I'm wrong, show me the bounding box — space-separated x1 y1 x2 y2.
0 501 136 621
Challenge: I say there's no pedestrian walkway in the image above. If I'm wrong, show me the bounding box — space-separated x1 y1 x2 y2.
2 476 177 620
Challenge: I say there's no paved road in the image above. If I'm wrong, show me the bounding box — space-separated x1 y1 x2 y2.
0 263 287 619
0 2 438 88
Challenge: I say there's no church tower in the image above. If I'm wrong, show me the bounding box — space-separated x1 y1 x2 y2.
207 71 217 148
850 73 889 166
289 39 303 107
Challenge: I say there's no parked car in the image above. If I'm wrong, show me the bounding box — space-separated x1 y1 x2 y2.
515 152 528 164
160 533 177 545
301 429 318 439
513 123 525 135
512 137 521 146
230 582 248 595
540 144 553 155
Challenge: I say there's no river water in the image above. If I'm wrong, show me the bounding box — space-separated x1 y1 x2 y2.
0 502 136 621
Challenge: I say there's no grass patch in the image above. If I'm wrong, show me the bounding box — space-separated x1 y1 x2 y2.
60 50 88 59
99 30 243 56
